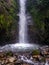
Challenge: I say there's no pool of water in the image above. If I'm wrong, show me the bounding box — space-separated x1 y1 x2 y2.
0 43 39 52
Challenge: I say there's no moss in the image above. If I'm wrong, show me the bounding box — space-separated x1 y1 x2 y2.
32 50 40 55
41 57 45 62
6 51 13 56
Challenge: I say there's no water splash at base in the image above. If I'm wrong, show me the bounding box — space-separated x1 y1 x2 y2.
0 43 39 52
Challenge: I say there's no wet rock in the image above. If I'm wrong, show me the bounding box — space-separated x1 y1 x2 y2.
8 57 16 63
0 52 5 58
14 62 22 65
6 63 14 65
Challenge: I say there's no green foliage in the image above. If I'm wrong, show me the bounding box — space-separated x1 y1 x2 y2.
6 51 13 56
27 0 49 44
0 0 18 42
32 50 40 55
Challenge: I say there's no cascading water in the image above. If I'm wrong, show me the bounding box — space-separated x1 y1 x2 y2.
19 0 27 43
0 0 39 52
45 61 48 65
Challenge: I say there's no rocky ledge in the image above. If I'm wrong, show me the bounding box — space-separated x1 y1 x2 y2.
0 46 49 65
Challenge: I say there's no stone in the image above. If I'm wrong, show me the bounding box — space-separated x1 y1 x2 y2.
8 57 16 63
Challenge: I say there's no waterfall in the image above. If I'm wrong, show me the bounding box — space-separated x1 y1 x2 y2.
0 0 39 53
0 0 39 52
19 0 27 43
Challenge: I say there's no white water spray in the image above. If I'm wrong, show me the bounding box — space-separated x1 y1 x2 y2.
19 0 27 43
45 61 48 65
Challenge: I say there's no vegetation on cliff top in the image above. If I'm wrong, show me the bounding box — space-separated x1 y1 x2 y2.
0 0 18 43
27 0 49 44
